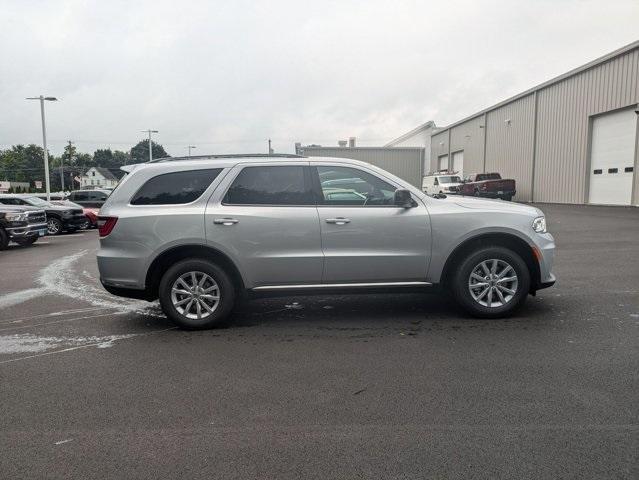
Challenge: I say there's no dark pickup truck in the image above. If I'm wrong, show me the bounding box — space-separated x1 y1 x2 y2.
0 194 86 235
458 173 516 201
0 205 47 249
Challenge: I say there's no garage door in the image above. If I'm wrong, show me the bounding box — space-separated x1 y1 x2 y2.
437 155 448 171
588 108 637 206
452 151 464 176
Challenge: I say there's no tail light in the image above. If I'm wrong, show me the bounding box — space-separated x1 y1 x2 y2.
97 216 118 237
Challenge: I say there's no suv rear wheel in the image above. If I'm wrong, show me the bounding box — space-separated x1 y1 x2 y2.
47 217 63 235
451 246 530 318
158 259 236 329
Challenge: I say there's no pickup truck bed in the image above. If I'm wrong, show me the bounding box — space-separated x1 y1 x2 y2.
458 173 516 200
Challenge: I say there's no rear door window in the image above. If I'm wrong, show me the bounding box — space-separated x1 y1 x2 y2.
131 169 222 205
223 166 313 205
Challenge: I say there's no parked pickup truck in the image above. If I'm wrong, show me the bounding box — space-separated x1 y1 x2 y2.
0 205 47 249
0 194 86 235
458 173 516 201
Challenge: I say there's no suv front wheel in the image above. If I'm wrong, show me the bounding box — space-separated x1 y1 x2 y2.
158 259 236 329
452 246 530 318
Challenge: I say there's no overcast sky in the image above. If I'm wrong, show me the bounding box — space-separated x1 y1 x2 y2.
1 0 638 156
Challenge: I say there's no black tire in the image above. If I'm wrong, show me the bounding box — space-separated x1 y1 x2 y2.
503 195 513 201
47 217 63 235
451 246 530 318
79 220 90 230
0 229 9 250
15 236 38 247
158 259 236 329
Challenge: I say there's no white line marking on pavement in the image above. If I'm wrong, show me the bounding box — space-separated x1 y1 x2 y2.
54 439 73 445
0 327 177 365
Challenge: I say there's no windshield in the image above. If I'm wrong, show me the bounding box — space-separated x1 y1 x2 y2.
438 176 461 184
24 197 52 207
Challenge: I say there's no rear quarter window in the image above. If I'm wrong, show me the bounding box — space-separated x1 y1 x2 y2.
130 169 222 205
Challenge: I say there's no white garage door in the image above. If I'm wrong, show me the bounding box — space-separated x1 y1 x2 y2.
452 151 464 176
588 108 637 206
437 155 448 171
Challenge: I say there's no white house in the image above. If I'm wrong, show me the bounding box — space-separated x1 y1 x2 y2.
79 167 119 189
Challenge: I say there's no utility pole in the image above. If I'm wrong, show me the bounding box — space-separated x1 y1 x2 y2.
61 140 73 192
188 145 196 157
268 139 274 155
26 95 58 200
142 129 159 162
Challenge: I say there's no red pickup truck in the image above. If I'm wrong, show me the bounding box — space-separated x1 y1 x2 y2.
458 173 516 201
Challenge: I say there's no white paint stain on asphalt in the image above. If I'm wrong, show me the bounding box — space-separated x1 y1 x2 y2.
54 439 73 445
0 333 136 354
0 250 159 315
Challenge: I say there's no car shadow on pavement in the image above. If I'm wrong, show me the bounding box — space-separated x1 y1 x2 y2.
221 292 556 333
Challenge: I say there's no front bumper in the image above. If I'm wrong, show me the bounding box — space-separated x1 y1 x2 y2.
5 223 48 239
532 232 555 289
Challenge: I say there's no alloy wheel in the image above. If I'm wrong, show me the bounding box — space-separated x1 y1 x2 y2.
47 219 60 235
170 271 220 320
468 259 518 308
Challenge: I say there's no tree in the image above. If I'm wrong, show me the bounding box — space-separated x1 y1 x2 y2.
113 150 132 167
130 139 169 164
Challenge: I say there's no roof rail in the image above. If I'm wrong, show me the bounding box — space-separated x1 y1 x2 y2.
149 153 306 163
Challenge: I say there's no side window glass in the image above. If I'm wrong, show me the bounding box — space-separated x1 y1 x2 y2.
131 168 222 205
316 166 397 206
73 192 89 201
223 166 312 205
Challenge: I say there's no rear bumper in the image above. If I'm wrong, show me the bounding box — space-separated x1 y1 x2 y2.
476 190 516 199
63 216 87 230
100 280 154 301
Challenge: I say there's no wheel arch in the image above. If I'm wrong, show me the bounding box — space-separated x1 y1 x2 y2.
145 244 245 300
440 233 541 292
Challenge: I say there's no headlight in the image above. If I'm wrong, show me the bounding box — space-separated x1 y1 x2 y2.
5 212 28 222
532 216 547 233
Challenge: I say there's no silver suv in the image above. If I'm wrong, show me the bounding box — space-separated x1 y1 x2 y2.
97 155 555 329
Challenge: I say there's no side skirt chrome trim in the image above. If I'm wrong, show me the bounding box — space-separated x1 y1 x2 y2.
252 281 432 291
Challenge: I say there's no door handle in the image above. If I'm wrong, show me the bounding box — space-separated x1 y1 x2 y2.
213 218 239 225
325 217 351 225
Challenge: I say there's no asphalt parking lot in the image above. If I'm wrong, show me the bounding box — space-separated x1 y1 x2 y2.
0 204 637 479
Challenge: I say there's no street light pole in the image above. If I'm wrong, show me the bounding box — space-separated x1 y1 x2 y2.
142 129 159 162
188 145 196 157
27 95 58 201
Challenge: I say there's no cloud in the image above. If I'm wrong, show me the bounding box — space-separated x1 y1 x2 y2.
1 0 637 155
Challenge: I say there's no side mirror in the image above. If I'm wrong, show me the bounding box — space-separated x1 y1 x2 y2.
394 189 414 208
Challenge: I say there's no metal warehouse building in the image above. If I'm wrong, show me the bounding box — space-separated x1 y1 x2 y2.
424 41 639 206
294 145 426 188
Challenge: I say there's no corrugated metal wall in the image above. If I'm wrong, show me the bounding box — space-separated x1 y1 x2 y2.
298 146 425 188
534 49 639 203
449 115 485 176
430 131 449 172
486 94 536 201
430 43 639 205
